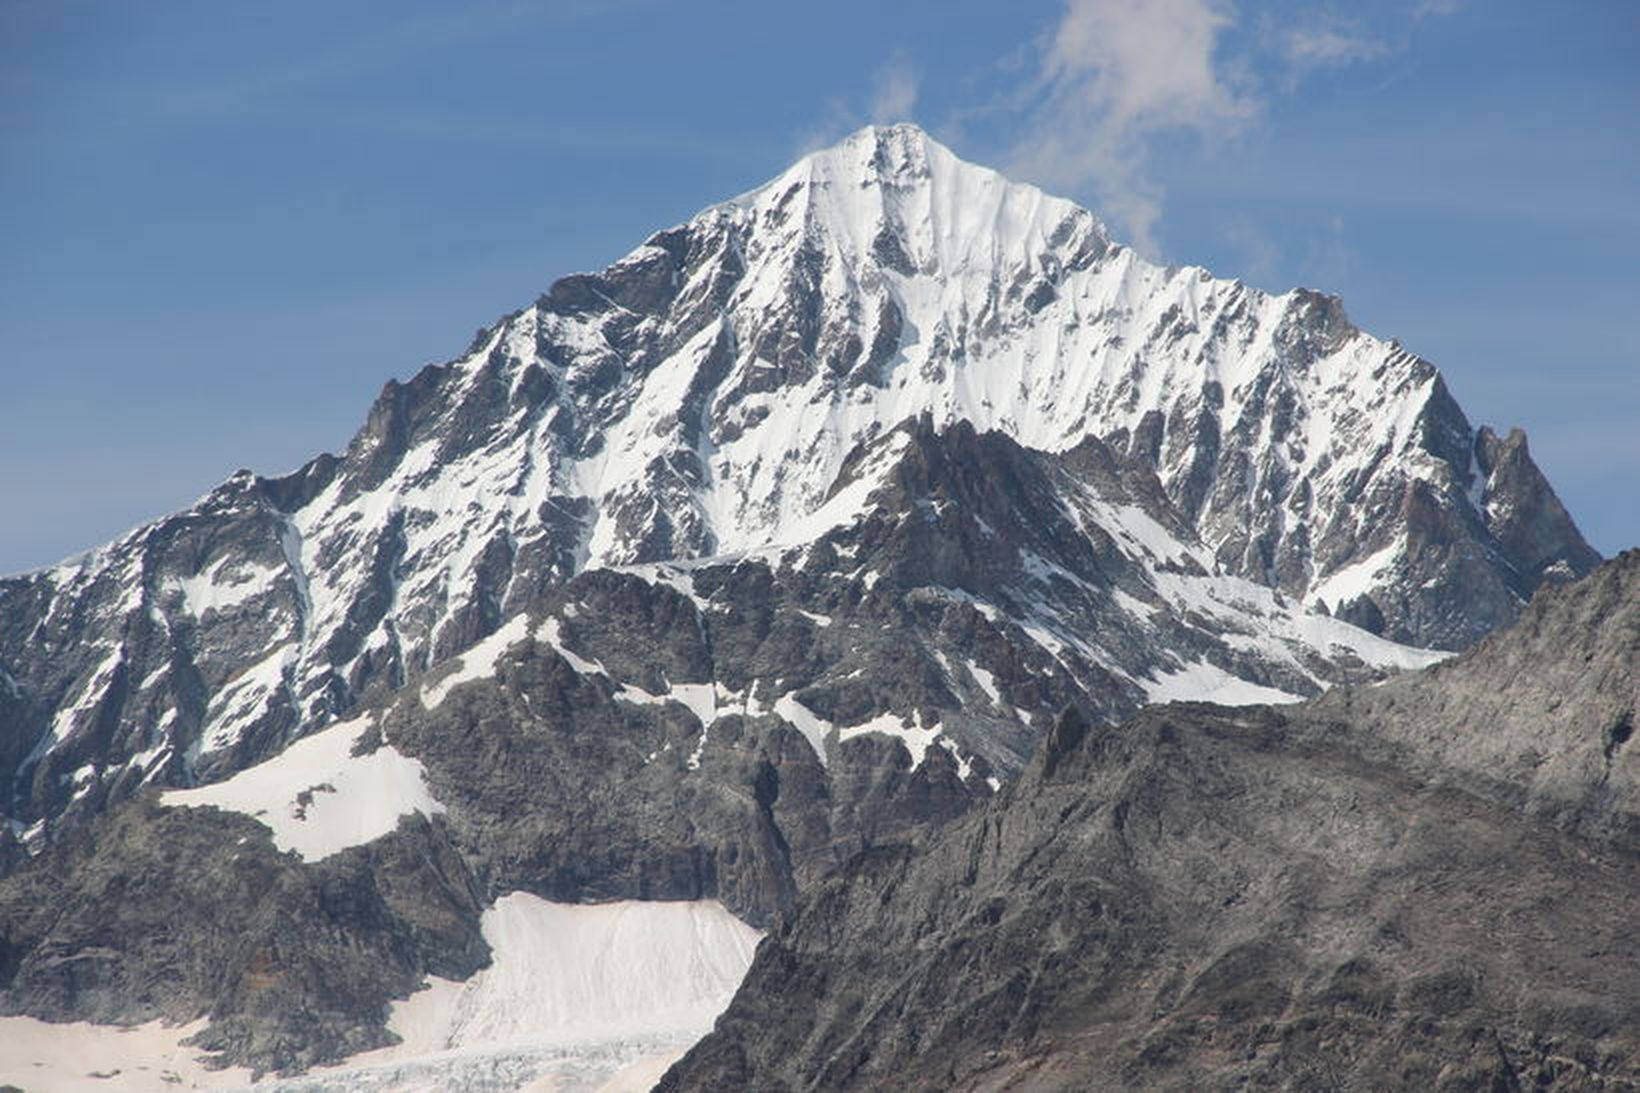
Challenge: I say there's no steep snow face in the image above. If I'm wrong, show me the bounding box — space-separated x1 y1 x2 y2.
263 123 1573 685
265 895 762 1092
266 128 1462 678
0 124 1593 833
549 126 1438 574
0 898 760 1093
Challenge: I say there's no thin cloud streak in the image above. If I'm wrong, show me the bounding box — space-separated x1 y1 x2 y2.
869 55 920 123
1000 1 1453 256
1006 0 1252 255
1277 16 1386 77
797 53 922 153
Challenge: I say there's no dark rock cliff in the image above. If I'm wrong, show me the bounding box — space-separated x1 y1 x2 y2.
662 553 1639 1090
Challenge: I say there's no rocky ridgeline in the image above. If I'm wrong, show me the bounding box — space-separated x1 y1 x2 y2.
661 552 1639 1090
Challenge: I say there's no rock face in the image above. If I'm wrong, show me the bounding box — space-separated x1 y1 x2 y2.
0 124 1595 854
0 416 1453 1076
0 801 488 1074
382 575 980 930
661 552 1639 1091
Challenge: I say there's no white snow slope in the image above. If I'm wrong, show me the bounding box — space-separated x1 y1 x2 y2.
0 897 758 1093
161 712 443 861
0 1016 251 1091
253 895 761 1093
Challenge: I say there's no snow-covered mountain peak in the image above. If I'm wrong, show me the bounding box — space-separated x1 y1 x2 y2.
506 128 1414 583
0 126 1597 842
715 123 1110 285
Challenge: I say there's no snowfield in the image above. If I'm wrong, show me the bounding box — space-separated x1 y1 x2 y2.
161 713 444 862
0 1016 251 1090
257 895 761 1092
0 897 760 1093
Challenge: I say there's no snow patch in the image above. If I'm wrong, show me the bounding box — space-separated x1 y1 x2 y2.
538 616 609 678
421 614 536 710
30 645 125 761
936 736 976 783
773 693 833 767
1144 660 1301 707
286 895 761 1093
967 660 1003 707
0 1016 250 1091
1308 541 1403 614
196 644 296 758
837 709 942 768
162 560 282 618
163 713 443 862
618 680 720 770
1153 569 1444 678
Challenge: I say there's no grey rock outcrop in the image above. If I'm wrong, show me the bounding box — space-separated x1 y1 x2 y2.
662 553 1639 1090
0 414 1432 1075
1307 547 1638 849
0 800 486 1076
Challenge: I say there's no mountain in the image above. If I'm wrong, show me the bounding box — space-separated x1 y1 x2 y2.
0 125 1608 1082
0 424 1440 1079
0 125 1594 856
660 551 1639 1090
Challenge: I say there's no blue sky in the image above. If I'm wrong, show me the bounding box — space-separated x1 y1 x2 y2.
2 0 1635 573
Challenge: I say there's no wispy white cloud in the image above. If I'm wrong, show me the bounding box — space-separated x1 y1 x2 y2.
1413 0 1462 20
999 2 1463 255
796 53 922 154
869 54 920 123
1277 17 1386 76
1006 0 1254 255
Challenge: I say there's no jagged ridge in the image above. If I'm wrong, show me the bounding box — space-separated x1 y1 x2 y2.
660 554 1640 1090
